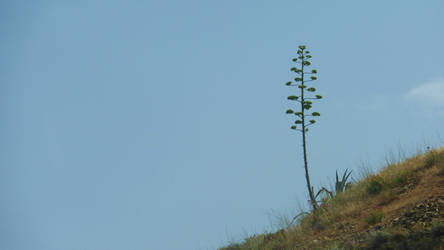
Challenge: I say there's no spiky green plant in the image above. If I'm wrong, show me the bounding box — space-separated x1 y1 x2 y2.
313 169 353 205
285 45 322 211
335 169 352 195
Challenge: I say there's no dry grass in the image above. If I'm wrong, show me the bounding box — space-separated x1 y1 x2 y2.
220 147 444 250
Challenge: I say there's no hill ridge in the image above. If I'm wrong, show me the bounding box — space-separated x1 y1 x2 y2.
220 147 444 249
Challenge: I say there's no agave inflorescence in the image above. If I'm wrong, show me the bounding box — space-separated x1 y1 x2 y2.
285 45 323 211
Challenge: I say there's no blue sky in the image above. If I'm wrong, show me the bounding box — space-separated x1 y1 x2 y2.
1 1 444 249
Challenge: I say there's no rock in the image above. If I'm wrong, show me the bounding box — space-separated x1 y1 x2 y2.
390 195 444 229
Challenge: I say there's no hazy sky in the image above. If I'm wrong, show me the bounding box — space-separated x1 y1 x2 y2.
2 1 444 249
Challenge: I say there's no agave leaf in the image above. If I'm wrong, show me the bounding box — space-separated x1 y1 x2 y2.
336 170 339 184
344 169 352 182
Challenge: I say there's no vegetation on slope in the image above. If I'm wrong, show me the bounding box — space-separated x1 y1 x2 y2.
220 147 444 249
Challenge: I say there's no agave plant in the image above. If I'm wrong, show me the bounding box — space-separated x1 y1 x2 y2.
313 169 353 206
335 168 353 195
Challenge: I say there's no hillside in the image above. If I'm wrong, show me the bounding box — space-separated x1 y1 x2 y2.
220 147 444 249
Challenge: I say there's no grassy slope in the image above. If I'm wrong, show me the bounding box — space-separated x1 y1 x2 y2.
220 147 444 249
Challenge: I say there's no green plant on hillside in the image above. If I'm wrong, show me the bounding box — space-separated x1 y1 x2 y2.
366 175 384 195
335 169 353 195
423 148 444 171
285 45 323 211
312 169 353 207
365 210 384 225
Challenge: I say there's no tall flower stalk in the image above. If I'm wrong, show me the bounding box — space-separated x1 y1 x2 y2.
285 45 322 211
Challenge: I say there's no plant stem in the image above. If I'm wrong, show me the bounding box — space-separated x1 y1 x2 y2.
300 52 318 211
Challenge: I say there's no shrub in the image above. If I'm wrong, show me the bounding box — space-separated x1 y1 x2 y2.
366 175 384 195
423 150 437 169
327 242 344 250
393 170 412 186
431 222 444 237
423 149 444 169
368 231 390 247
365 210 384 225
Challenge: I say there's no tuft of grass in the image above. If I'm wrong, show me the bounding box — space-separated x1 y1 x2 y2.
364 210 384 225
326 242 345 250
425 149 444 175
267 209 294 230
424 150 439 168
393 170 413 186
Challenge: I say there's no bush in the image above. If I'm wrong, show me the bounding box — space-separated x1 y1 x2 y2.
431 222 444 237
366 175 384 195
365 210 384 225
394 171 411 186
423 149 444 168
367 227 444 249
368 231 390 247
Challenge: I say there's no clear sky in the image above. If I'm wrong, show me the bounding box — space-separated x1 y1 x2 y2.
2 1 444 249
